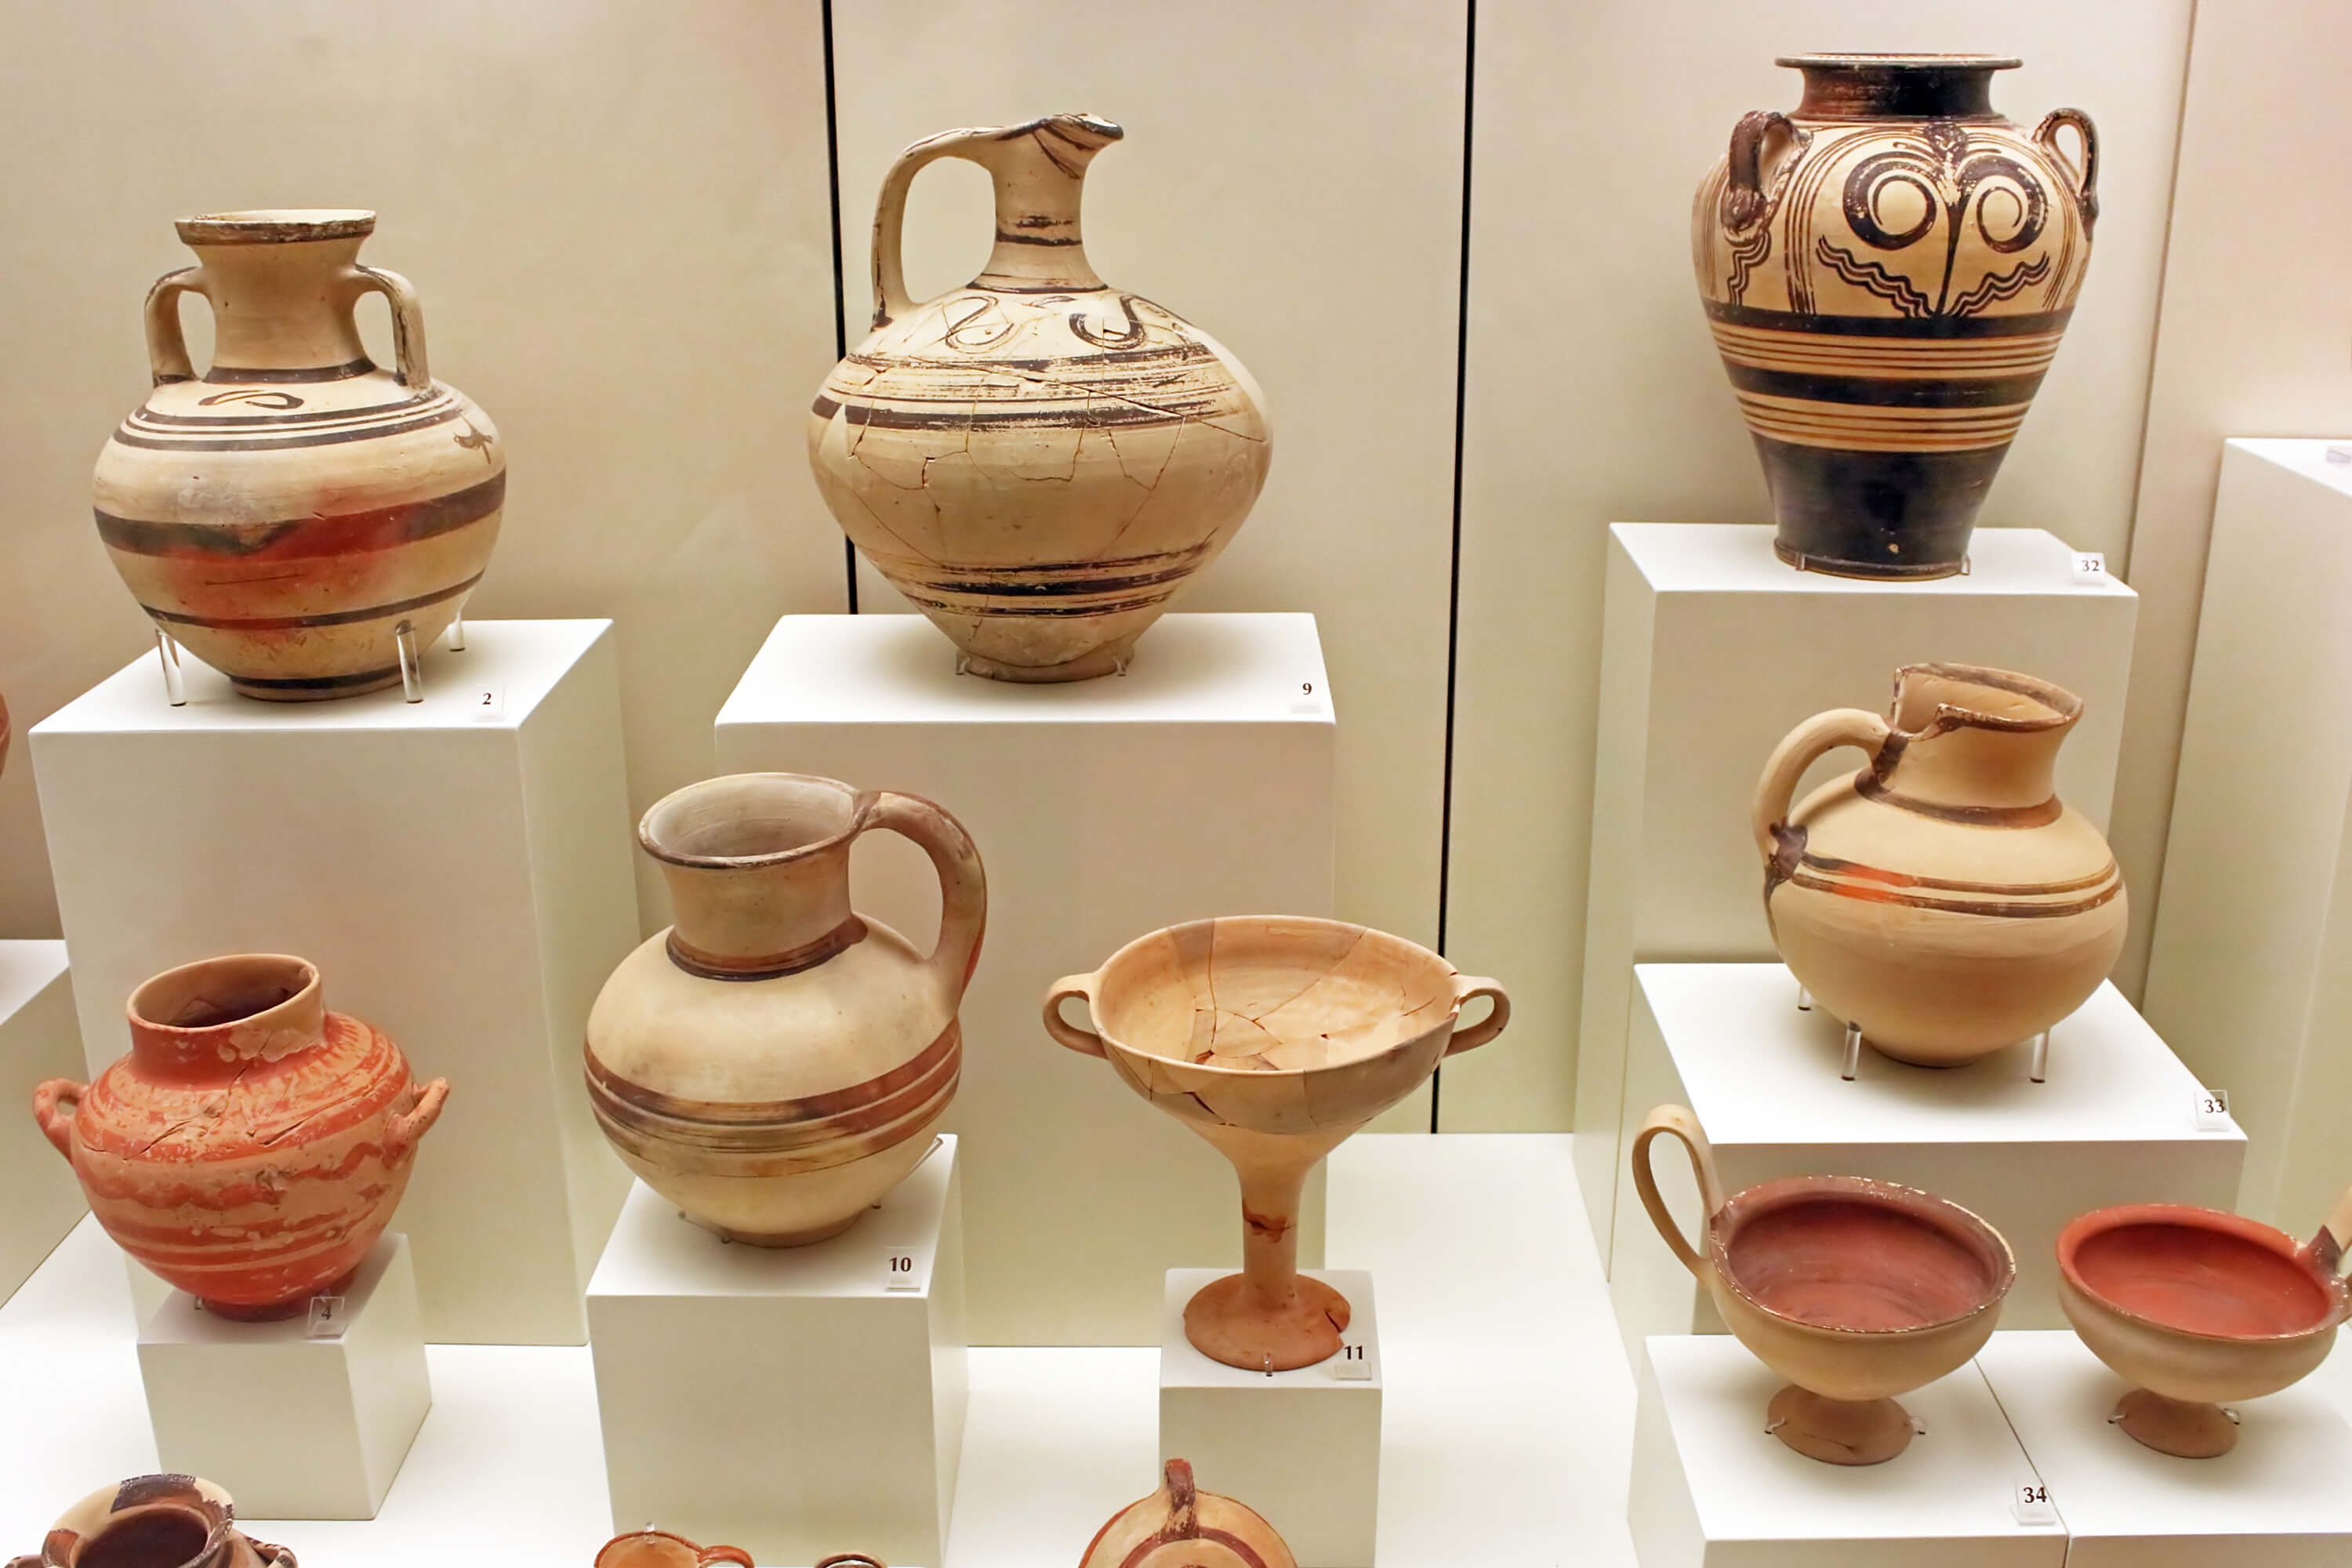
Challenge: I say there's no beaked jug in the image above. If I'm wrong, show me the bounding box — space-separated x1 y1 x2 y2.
808 114 1272 682
1752 662 2125 1065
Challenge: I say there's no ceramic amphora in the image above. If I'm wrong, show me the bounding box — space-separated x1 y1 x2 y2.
1695 56 2097 578
8 1475 292 1568
33 955 447 1319
1080 1459 1296 1568
1754 662 2125 1066
2056 1185 2352 1457
586 773 985 1246
1047 916 1507 1370
810 114 1272 683
93 210 503 699
1633 1104 2014 1465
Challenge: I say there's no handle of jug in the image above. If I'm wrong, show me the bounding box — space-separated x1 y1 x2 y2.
863 790 987 1004
1751 707 1894 865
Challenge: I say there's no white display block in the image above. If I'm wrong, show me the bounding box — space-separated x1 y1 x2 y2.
29 620 636 1345
1160 1267 1380 1568
715 612 1336 1346
2146 438 2352 1231
1610 965 2243 1356
586 1134 965 1568
137 1234 430 1520
1629 1335 2063 1568
0 941 85 1303
1979 1331 2352 1567
1576 524 2138 1258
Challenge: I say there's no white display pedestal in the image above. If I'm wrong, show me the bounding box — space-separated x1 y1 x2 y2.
1629 1336 2063 1568
0 941 85 1303
2146 438 2352 1232
1978 1331 2352 1567
715 612 1336 1346
1610 965 2243 1356
1160 1267 1380 1568
137 1234 429 1520
29 620 637 1345
1576 524 2139 1259
586 1134 965 1568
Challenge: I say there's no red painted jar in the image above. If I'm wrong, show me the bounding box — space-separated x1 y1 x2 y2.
31 953 447 1318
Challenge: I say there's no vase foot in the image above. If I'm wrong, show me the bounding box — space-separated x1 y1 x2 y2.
2114 1388 2237 1457
1183 1270 1352 1371
952 635 1142 683
687 1211 864 1248
200 1265 361 1322
1767 1385 1914 1465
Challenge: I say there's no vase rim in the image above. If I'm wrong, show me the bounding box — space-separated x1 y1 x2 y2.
1777 53 2022 71
1713 1173 2016 1337
175 209 377 245
1892 662 2082 735
127 953 320 1039
638 771 864 870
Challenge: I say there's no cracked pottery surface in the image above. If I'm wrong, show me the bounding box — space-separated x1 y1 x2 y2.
30 954 447 1320
809 114 1271 682
2056 1187 2352 1457
1078 1458 1296 1568
92 209 503 700
1047 916 1506 1369
1694 56 2098 578
586 773 985 1247
9 1474 294 1568
1634 1103 2014 1465
1754 662 2126 1067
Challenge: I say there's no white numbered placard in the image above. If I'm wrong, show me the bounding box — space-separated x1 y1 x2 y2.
2010 1480 2057 1526
306 1294 349 1338
467 685 506 722
2193 1085 2233 1131
1330 1340 1371 1381
880 1249 921 1292
1288 677 1322 717
2069 550 2110 586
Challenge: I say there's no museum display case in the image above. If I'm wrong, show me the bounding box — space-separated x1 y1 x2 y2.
1 6 2347 1567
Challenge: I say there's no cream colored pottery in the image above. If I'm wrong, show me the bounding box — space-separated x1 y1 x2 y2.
1047 916 1506 1370
1634 1103 2014 1465
8 1475 292 1568
92 210 503 699
1754 662 2125 1066
592 1531 753 1568
809 114 1272 682
1078 1459 1297 1568
586 773 984 1246
1695 55 2096 579
2056 1187 2352 1457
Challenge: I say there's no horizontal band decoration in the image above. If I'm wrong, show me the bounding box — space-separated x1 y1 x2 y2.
202 357 378 385
1704 299 2074 339
1786 851 2122 919
110 396 466 452
666 916 868 981
142 572 482 634
1710 321 2064 379
1733 389 2030 452
98 470 504 561
880 543 1209 621
1722 361 2049 409
1853 775 2065 827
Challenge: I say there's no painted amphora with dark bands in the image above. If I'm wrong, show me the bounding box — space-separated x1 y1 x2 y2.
1753 662 2125 1066
1694 56 2097 579
586 773 985 1246
809 114 1272 682
93 209 503 699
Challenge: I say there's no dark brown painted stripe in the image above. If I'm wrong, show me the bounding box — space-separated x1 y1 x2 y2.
844 343 1212 372
203 358 376 384
228 664 405 691
586 1020 959 1154
994 230 1083 246
898 588 1177 619
109 403 466 452
97 470 504 560
666 916 867 981
925 545 1208 575
131 390 448 428
1786 869 2121 919
816 399 1201 432
143 572 484 633
1724 361 2048 408
917 562 1196 598
1853 774 2065 827
1799 852 2116 896
1704 299 2074 340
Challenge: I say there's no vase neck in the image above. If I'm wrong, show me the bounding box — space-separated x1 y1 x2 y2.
1878 665 2078 811
643 775 869 981
969 116 1117 292
174 212 381 377
1782 54 2018 120
127 955 326 1083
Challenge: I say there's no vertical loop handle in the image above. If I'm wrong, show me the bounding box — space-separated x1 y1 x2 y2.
869 126 1004 328
351 264 432 389
862 791 986 1002
1722 111 1806 230
2034 107 2100 227
143 266 208 384
1751 708 1894 862
1629 1103 1728 1280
